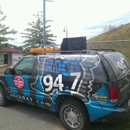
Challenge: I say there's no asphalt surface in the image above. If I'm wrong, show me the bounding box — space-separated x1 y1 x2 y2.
0 101 66 130
0 64 65 130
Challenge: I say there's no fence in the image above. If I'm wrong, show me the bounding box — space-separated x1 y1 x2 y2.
87 40 130 60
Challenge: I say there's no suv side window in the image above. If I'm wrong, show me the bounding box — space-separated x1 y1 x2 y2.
14 57 35 75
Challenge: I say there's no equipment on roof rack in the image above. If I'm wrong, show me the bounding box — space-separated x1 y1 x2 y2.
60 36 86 51
30 36 87 54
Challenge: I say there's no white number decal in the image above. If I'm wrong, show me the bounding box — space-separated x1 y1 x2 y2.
54 74 64 91
117 58 128 74
70 72 81 90
43 73 81 92
43 74 53 92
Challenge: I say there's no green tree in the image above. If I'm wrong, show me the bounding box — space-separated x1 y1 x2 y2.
0 7 17 49
21 12 56 48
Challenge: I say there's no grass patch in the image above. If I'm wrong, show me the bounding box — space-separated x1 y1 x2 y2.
89 117 130 130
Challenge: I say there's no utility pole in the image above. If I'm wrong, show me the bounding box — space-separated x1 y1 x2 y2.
0 6 1 19
43 0 46 46
43 0 53 46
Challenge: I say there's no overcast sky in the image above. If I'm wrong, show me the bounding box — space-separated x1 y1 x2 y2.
1 0 130 46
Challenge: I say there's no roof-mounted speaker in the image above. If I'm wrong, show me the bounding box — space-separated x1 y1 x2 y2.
60 36 86 51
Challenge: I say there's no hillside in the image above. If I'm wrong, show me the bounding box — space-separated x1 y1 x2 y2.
87 23 130 60
88 23 130 42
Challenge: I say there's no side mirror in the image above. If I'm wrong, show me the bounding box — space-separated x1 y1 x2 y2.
4 68 13 75
15 70 22 75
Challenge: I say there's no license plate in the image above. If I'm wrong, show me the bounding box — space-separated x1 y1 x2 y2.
128 99 130 106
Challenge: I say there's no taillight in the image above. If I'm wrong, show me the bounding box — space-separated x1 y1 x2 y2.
109 87 118 103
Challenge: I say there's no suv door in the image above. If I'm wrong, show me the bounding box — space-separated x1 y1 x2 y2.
5 57 35 103
30 55 55 109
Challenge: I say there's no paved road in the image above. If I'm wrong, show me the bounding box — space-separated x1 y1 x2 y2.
0 65 65 130
0 101 66 130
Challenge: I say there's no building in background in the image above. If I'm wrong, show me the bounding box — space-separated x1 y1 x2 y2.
0 47 23 65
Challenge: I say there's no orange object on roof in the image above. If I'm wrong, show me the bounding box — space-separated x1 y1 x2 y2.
30 47 60 53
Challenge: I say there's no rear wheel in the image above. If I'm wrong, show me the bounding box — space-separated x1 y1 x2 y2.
59 99 90 130
0 86 9 106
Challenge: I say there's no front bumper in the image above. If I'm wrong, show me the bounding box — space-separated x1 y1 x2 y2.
85 99 130 122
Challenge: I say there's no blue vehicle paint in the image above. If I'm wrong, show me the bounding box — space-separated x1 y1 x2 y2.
85 101 125 121
5 75 18 95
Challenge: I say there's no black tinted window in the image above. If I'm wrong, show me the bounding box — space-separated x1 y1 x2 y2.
81 56 107 82
14 57 35 75
104 52 130 80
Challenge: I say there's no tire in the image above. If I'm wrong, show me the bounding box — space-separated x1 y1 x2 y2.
0 86 9 106
59 99 90 130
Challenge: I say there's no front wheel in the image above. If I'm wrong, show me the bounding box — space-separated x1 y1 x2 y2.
59 99 90 130
0 86 9 106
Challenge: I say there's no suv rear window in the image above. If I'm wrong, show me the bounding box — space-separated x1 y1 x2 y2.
104 52 130 80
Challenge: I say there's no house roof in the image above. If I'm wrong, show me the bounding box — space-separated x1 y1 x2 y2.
2 47 22 53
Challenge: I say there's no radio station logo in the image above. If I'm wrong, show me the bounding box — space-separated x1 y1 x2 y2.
13 76 25 89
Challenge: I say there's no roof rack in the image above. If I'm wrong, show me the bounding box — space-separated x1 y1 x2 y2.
89 49 115 52
29 47 116 56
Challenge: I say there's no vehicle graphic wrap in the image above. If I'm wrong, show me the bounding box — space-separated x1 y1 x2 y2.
0 77 11 100
3 54 112 120
78 55 101 98
30 56 84 111
1 50 130 125
28 55 102 111
21 76 33 104
31 56 52 108
85 84 126 121
5 75 19 95
104 52 130 79
42 56 82 93
4 75 34 104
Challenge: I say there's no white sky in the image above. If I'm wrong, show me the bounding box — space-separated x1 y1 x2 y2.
0 0 130 46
